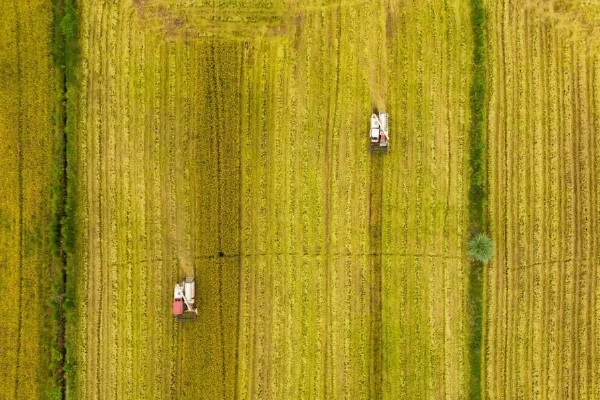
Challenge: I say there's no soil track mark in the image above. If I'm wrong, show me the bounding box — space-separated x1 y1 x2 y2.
369 155 383 400
11 0 24 396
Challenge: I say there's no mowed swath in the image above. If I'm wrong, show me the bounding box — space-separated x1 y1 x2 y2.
76 1 243 398
236 8 375 397
0 0 57 398
75 0 473 398
485 1 600 398
382 1 472 398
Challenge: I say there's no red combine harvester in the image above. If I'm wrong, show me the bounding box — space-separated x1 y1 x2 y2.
172 277 197 321
370 112 389 154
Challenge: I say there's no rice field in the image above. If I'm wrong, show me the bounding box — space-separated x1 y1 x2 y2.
0 0 59 398
73 0 472 398
484 0 600 398
3 0 597 397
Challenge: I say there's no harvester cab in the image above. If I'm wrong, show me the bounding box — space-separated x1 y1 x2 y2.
370 112 389 154
173 277 197 321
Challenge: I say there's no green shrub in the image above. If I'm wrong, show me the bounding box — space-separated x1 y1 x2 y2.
59 12 76 39
468 233 494 263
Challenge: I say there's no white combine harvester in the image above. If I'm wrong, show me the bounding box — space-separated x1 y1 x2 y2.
370 111 389 154
172 277 198 321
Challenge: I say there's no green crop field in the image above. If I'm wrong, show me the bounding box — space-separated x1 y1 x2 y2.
1 0 599 399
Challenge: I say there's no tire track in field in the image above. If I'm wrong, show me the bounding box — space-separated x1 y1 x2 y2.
539 23 550 400
545 27 560 400
555 36 566 398
163 41 178 400
146 37 164 398
102 4 120 395
501 1 515 396
11 0 24 396
586 56 598 399
580 50 594 399
498 0 509 393
523 11 535 397
173 39 194 400
212 42 228 400
234 45 248 400
593 61 600 397
120 7 138 398
115 6 134 398
369 155 383 400
489 0 505 393
245 47 262 400
570 43 582 400
98 1 110 394
156 39 169 399
172 40 183 400
84 1 102 396
580 49 593 400
90 2 103 395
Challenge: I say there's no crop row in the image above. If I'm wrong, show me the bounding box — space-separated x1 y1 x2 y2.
0 1 58 399
234 10 378 396
485 1 600 398
381 0 472 398
0 2 23 396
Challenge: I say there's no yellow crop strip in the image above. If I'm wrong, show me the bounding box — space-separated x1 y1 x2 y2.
0 3 21 397
485 0 600 398
0 0 57 398
382 0 472 398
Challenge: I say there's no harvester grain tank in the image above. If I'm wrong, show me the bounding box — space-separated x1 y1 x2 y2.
370 112 389 154
172 277 197 321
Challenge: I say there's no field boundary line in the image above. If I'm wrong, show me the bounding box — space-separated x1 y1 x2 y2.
467 0 487 397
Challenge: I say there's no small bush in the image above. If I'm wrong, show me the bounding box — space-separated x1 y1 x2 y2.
468 233 494 263
59 12 77 39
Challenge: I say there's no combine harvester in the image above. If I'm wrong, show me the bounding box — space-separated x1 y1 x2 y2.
370 111 389 154
172 277 198 321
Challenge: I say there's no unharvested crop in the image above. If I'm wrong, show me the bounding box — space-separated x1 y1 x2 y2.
484 1 600 398
0 0 59 398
